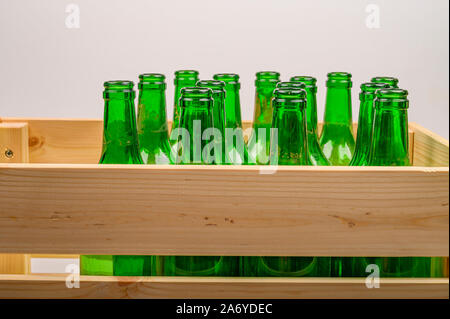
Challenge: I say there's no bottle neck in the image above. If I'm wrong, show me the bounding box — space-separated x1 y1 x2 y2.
137 88 169 146
253 84 277 128
351 94 376 165
101 97 142 164
174 79 198 107
270 105 308 165
211 92 225 136
224 85 242 129
369 108 410 166
323 87 353 127
177 104 214 164
304 87 318 134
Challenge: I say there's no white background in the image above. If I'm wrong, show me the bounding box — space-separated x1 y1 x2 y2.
0 0 448 138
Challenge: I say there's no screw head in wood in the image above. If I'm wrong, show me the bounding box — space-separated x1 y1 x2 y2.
4 148 14 159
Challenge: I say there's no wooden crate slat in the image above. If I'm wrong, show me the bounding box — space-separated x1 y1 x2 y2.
0 164 447 256
0 118 418 165
410 122 449 167
0 274 447 299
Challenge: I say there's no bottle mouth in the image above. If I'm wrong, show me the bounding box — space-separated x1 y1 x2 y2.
360 82 390 93
276 81 306 90
371 76 399 88
375 88 409 109
174 70 199 84
103 80 134 91
175 70 199 77
326 72 352 88
256 71 280 80
273 88 307 107
290 76 317 88
179 87 213 108
138 73 166 89
213 73 240 85
196 80 226 95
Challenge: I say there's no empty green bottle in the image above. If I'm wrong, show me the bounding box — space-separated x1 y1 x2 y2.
371 76 399 88
243 88 330 277
290 76 330 166
364 88 439 277
213 73 251 165
319 72 355 165
157 87 239 276
349 82 390 166
137 73 171 164
171 70 199 144
247 71 280 164
196 80 227 164
81 81 149 276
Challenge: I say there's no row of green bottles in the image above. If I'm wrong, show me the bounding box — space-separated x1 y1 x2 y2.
81 71 446 278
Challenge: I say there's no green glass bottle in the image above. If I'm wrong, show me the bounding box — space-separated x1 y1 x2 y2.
349 82 390 166
371 76 399 88
171 70 199 144
196 80 227 164
157 87 239 276
137 73 171 164
364 88 438 277
213 73 251 165
290 76 330 166
81 81 149 276
247 71 280 164
243 88 331 277
319 72 355 165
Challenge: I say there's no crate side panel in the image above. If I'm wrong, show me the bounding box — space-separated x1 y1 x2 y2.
0 165 448 256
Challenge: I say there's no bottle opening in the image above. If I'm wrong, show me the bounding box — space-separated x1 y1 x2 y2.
256 71 280 80
175 70 199 77
273 88 307 107
103 80 134 91
179 87 213 108
375 88 409 109
213 73 240 85
371 76 399 88
360 82 390 93
326 72 352 88
139 73 166 89
290 76 317 88
276 81 306 89
196 80 226 94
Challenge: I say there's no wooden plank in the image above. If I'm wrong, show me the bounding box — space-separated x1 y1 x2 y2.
0 164 448 256
0 118 420 165
0 274 447 299
0 122 29 163
0 255 27 274
0 117 102 164
410 122 449 167
0 122 29 274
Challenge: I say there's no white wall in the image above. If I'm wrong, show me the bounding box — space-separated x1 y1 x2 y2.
0 0 448 138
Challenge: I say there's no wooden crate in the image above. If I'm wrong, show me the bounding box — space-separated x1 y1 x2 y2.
0 117 448 299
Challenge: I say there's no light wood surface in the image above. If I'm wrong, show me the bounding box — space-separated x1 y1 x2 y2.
0 118 419 165
0 123 30 274
0 274 447 299
0 122 29 163
410 122 449 167
0 164 447 257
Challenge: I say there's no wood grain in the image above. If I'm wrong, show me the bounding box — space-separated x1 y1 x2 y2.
0 123 30 274
0 274 447 299
0 164 448 257
0 122 29 163
410 122 449 167
0 118 419 165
